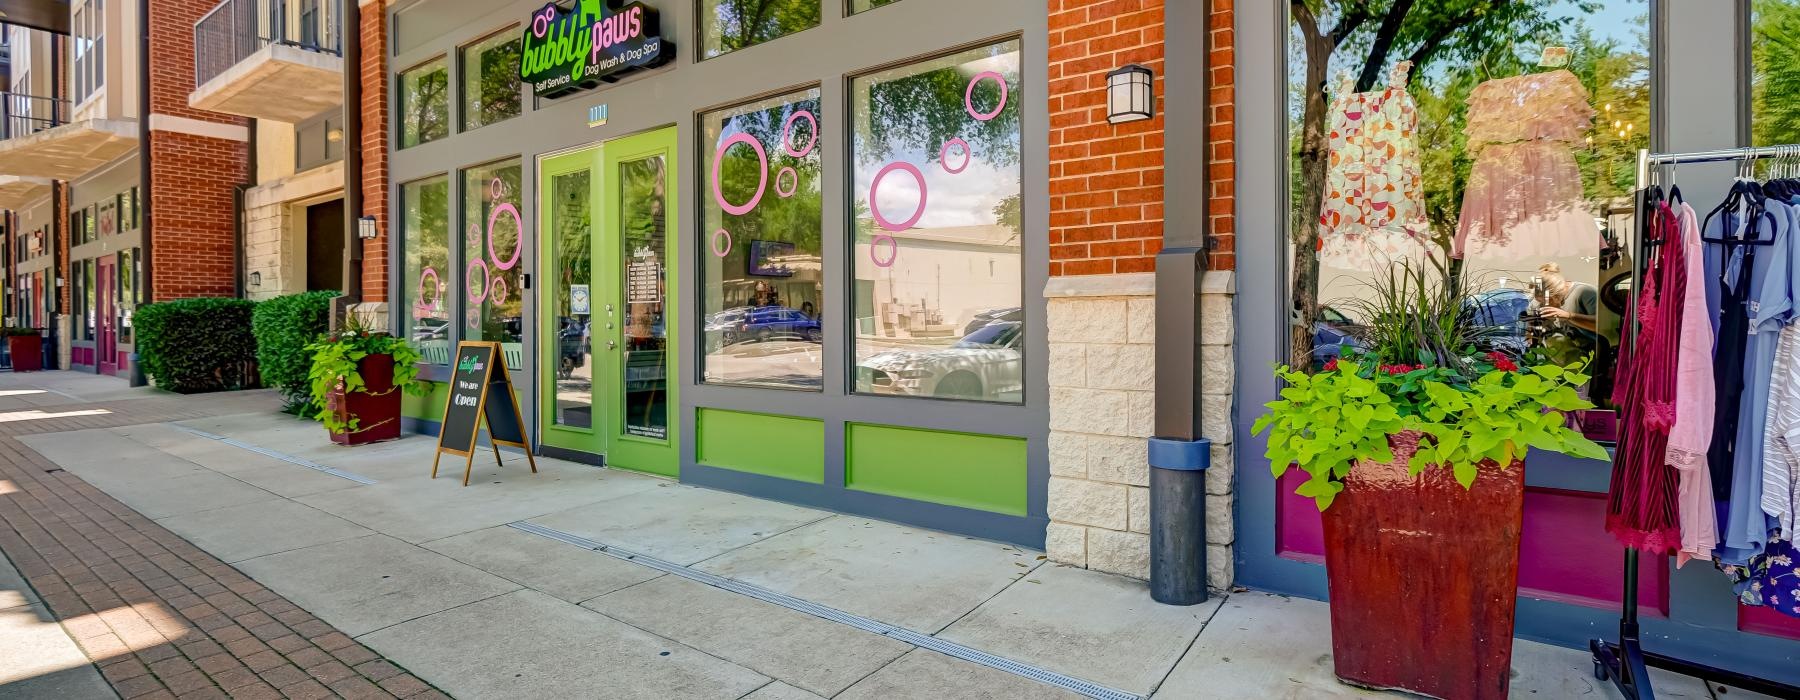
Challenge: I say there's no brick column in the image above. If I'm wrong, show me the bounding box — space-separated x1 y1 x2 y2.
1042 0 1238 590
359 0 389 305
146 0 251 301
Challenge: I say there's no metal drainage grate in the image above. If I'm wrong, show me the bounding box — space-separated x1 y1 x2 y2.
171 425 378 485
506 521 1143 700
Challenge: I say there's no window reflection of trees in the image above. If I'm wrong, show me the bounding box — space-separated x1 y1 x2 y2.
700 0 819 58
1287 1 1650 430
1754 0 1800 146
701 90 824 390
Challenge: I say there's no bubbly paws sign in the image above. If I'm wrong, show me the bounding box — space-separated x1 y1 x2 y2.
520 0 671 99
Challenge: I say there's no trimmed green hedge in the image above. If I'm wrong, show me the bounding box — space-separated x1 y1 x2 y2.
252 291 337 410
135 298 259 394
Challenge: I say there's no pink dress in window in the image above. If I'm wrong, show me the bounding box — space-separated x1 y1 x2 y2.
1454 70 1599 262
1317 62 1430 269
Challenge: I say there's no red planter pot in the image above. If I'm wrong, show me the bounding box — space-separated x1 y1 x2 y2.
327 354 402 446
8 334 42 372
1321 434 1526 700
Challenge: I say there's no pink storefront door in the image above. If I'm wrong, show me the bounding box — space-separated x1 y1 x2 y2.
96 257 116 375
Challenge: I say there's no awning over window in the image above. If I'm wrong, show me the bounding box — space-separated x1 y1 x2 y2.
0 1 72 36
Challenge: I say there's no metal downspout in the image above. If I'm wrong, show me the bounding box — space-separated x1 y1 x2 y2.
337 0 363 324
132 0 152 385
1147 0 1213 606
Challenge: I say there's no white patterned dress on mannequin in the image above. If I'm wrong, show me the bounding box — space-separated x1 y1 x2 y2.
1317 61 1431 270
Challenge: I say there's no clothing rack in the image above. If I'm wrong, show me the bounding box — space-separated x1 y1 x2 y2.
1589 146 1800 700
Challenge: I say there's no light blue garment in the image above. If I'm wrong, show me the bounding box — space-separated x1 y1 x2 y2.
1720 199 1794 565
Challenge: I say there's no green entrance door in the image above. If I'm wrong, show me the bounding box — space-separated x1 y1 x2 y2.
537 128 679 476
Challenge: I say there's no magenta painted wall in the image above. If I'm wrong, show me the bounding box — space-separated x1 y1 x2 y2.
1275 471 1669 614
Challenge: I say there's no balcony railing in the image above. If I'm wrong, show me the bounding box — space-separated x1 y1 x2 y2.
0 92 68 141
194 0 340 88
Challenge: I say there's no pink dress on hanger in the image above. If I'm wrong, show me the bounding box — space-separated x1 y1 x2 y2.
1455 69 1599 262
1666 202 1718 566
1317 62 1430 269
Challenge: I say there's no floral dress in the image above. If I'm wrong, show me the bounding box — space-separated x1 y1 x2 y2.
1722 538 1800 619
1317 62 1430 269
1455 69 1599 262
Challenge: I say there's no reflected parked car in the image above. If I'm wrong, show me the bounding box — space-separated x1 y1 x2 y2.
1311 305 1365 366
858 321 1022 400
738 306 822 343
963 306 1023 336
557 316 589 379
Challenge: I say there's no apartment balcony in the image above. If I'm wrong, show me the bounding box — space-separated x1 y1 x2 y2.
0 93 136 180
0 176 52 210
190 0 342 123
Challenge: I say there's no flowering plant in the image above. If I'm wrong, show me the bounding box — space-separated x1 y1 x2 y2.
306 313 430 435
1254 255 1607 510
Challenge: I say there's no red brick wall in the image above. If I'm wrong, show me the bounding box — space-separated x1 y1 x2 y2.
1046 0 1235 275
360 0 389 302
146 0 251 301
149 131 245 299
1206 0 1235 271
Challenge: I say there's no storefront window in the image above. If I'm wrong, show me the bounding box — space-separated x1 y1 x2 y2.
402 175 451 366
621 155 669 439
79 260 95 340
461 30 522 132
1284 2 1650 441
850 40 1024 404
698 0 818 59
399 58 450 149
701 88 823 390
1753 0 1800 146
99 199 116 237
462 159 524 368
849 0 901 13
550 168 592 428
117 249 134 343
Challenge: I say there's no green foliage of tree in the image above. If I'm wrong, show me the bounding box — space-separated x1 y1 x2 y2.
401 61 449 148
466 36 522 130
703 0 820 57
1754 0 1800 146
709 97 824 253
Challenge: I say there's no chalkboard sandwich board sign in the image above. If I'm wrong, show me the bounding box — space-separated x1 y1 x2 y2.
432 341 539 486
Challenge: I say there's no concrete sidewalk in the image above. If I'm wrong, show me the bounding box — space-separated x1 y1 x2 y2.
5 398 1758 699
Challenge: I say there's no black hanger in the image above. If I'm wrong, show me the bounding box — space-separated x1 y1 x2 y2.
1702 183 1777 248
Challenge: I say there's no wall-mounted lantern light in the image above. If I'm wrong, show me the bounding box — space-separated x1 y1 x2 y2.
1106 64 1155 125
358 216 379 240
249 271 261 288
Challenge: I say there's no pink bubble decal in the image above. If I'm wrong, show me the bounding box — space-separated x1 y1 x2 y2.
531 5 554 38
870 234 897 268
965 71 1008 122
711 132 767 217
414 267 439 319
711 228 733 257
488 202 523 270
775 167 798 198
466 257 490 304
781 110 817 158
490 275 508 305
417 267 440 306
940 137 971 174
869 161 927 233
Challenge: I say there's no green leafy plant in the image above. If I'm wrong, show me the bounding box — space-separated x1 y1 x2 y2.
134 298 259 393
1253 253 1608 510
306 313 432 435
251 291 337 413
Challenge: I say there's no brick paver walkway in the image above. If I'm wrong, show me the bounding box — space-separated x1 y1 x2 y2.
0 386 447 699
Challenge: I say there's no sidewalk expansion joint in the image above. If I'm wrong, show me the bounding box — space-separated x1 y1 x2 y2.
169 425 379 485
506 520 1144 700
